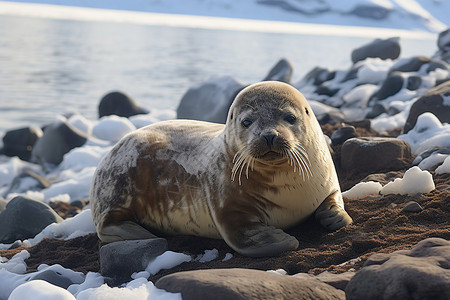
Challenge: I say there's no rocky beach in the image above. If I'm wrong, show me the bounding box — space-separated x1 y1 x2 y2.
1 28 450 299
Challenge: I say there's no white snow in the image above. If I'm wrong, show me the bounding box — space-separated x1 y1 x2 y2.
380 166 435 196
145 251 192 276
196 249 219 263
92 115 136 143
435 156 450 175
9 280 76 300
342 181 383 199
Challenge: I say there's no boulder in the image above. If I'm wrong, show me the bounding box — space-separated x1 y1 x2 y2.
350 4 391 20
437 29 450 52
346 238 450 300
100 238 167 284
331 126 357 146
294 271 355 291
262 58 293 83
351 37 400 64
297 67 335 87
389 56 430 73
370 72 403 101
0 195 63 244
403 80 450 133
341 137 412 173
176 76 246 124
156 268 345 300
0 126 43 161
98 91 148 118
31 120 88 166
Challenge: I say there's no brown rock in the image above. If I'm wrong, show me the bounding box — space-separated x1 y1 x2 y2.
345 238 450 300
341 137 412 173
156 268 345 300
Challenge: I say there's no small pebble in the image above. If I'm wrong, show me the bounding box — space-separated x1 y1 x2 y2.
402 201 423 213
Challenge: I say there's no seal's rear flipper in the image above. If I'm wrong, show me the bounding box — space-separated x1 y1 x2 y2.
98 221 158 243
315 190 353 231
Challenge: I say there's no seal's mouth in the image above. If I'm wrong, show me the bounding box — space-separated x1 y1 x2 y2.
260 150 284 160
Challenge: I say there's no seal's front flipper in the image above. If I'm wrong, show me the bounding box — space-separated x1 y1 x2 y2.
315 190 353 231
219 218 299 257
98 221 158 243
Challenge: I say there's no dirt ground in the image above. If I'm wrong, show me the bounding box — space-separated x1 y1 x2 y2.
1 123 449 283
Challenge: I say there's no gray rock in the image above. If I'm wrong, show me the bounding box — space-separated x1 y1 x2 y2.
427 60 450 73
402 201 423 213
298 67 335 87
331 126 356 146
371 73 404 101
156 268 345 300
346 238 450 300
438 29 450 52
98 91 148 118
30 270 75 289
390 56 430 73
0 195 63 244
262 58 293 83
406 75 422 90
350 4 391 20
100 238 168 283
403 80 450 133
351 37 400 64
365 103 387 119
0 126 43 161
341 137 412 173
31 119 88 166
176 76 246 124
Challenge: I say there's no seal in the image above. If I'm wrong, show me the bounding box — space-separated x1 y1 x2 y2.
91 81 352 257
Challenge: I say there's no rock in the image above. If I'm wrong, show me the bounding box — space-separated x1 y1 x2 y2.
0 195 63 244
0 126 43 161
31 119 88 166
176 76 246 124
346 238 450 300
316 85 339 96
351 37 400 64
294 271 355 291
100 238 167 283
298 67 335 87
30 270 75 289
427 60 449 73
156 268 345 300
390 56 430 73
406 75 422 90
365 103 386 119
262 58 293 83
371 72 403 101
362 171 404 186
2 169 52 197
331 126 357 146
98 91 148 119
402 201 423 213
341 137 412 173
437 29 450 52
403 80 450 133
350 4 391 20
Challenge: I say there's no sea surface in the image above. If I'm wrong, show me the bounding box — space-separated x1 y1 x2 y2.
0 14 438 135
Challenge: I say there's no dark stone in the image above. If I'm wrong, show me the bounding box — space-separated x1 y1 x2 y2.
341 137 412 173
406 76 422 90
100 238 168 283
427 60 449 73
390 56 430 73
365 103 387 119
331 126 357 146
262 58 293 83
402 201 423 213
362 171 404 186
351 37 400 64
0 195 63 244
30 270 75 289
315 85 339 96
31 120 88 166
350 4 391 20
1 127 42 161
176 76 246 124
437 29 450 52
403 80 450 133
98 91 148 119
299 67 335 86
346 238 450 300
371 73 404 101
156 268 345 300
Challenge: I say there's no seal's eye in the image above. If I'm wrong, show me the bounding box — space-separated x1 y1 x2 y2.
305 108 309 115
241 118 253 128
284 114 297 125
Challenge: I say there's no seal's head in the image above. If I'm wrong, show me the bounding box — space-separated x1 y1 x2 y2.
225 81 316 184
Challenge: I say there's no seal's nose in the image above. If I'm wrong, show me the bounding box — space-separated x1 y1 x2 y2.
264 134 276 147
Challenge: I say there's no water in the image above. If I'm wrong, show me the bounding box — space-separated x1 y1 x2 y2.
0 14 438 134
